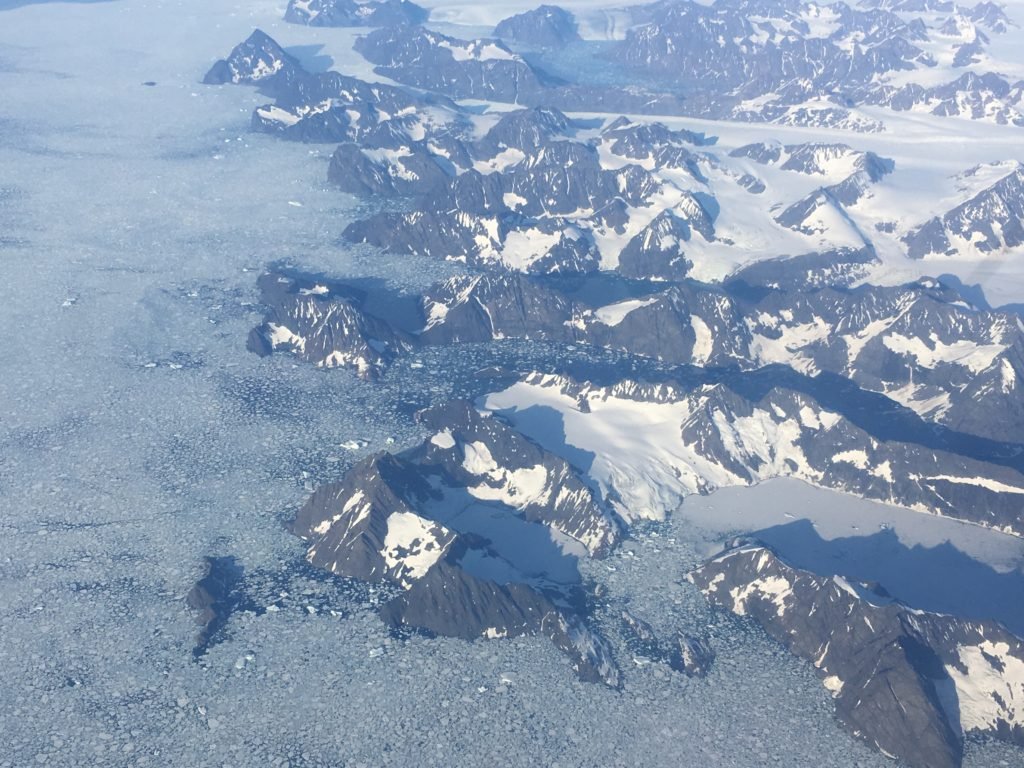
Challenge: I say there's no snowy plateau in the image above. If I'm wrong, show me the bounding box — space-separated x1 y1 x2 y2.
3 0 1024 767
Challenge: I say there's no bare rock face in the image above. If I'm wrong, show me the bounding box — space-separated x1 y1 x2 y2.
493 6 582 50
379 555 620 687
690 541 1024 768
412 400 621 557
620 610 716 678
247 273 410 378
669 633 715 678
905 163 1024 258
186 556 247 657
291 401 622 687
202 30 306 98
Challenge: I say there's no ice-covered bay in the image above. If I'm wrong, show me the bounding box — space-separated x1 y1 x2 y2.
0 1 1021 766
676 478 1024 634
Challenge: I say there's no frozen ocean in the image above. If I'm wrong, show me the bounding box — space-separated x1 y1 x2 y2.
2 1 1024 767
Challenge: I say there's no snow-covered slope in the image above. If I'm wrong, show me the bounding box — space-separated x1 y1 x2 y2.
205 21 1024 274
691 541 1024 768
247 273 410 377
291 399 623 685
484 371 1024 535
905 161 1024 258
609 0 1024 132
201 10 1024 766
284 0 429 27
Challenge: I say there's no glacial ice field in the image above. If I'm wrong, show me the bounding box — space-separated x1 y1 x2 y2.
1 1 1024 767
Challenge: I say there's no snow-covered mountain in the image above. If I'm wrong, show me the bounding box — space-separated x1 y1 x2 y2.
905 161 1024 258
205 27 1024 269
197 10 1024 767
733 275 1024 440
859 71 1024 126
293 452 454 588
246 273 410 377
484 371 1024 535
425 273 1024 442
284 0 428 27
609 0 1022 130
205 30 464 146
353 24 688 115
202 29 308 96
729 142 893 181
291 401 622 685
335 106 888 277
411 400 622 557
251 268 1024 441
493 5 582 50
691 541 1024 768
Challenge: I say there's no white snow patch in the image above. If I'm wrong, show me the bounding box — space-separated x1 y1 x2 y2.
473 147 526 174
822 675 844 696
945 641 1024 734
925 475 1024 495
592 297 659 327
882 333 1006 374
729 575 793 618
381 511 451 588
832 450 869 469
430 429 456 449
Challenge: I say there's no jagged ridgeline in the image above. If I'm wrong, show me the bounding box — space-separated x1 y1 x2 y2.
203 26 1024 278
279 0 1021 131
690 542 1024 768
290 401 623 687
193 4 1024 767
250 270 1024 451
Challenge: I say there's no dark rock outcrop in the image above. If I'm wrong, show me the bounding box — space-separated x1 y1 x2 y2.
690 541 1024 768
493 5 582 50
